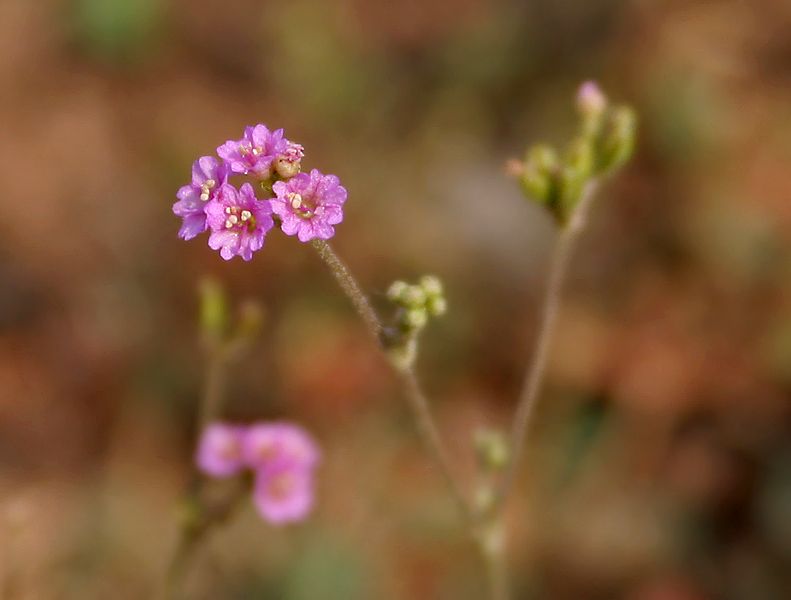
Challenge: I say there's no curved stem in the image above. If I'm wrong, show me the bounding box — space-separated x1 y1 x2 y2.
499 184 597 503
311 239 473 521
397 366 473 521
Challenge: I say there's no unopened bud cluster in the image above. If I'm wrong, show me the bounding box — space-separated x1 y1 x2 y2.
474 428 509 473
509 81 636 225
383 276 447 369
199 277 264 352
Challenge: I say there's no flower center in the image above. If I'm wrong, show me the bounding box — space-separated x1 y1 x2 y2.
199 179 216 202
268 472 295 500
282 143 304 163
239 142 264 159
218 438 241 461
224 206 256 232
288 192 314 218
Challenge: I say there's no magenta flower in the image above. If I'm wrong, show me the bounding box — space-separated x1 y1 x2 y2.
196 423 246 478
205 183 274 261
242 422 321 471
252 463 315 525
173 156 229 240
271 169 347 242
217 124 289 179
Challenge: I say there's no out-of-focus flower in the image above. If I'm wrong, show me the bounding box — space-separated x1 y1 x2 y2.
173 156 229 240
196 421 320 525
216 124 289 178
577 80 607 117
252 462 315 524
271 169 347 242
195 423 246 477
205 183 274 261
242 422 321 470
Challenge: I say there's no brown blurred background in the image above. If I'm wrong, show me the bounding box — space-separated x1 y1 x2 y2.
1 0 791 598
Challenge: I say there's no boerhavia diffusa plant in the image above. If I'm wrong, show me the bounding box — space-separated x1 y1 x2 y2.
168 81 636 600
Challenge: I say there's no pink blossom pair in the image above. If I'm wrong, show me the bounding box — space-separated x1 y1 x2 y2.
196 422 320 525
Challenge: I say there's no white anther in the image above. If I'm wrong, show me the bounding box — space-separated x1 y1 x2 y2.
225 207 232 214
241 210 252 221
200 192 210 201
289 193 303 209
252 147 261 156
228 215 238 225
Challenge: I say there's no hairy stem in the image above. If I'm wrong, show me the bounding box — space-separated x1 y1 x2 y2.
311 239 472 521
499 184 598 503
311 239 382 340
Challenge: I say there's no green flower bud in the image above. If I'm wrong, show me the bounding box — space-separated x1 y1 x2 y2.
404 307 428 330
576 81 608 139
519 145 559 206
402 285 427 308
199 278 228 343
419 275 443 298
558 166 587 223
566 138 594 181
387 280 408 302
426 296 447 317
474 429 509 471
598 105 637 174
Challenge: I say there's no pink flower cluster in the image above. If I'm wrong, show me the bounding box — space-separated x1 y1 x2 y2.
173 124 347 260
196 421 320 525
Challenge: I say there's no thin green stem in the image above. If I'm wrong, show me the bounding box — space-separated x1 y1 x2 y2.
479 520 509 600
311 239 473 522
499 183 598 503
311 239 382 341
396 366 473 521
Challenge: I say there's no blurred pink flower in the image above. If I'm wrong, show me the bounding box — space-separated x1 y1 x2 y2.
242 422 321 471
196 421 320 525
252 462 315 525
195 423 246 477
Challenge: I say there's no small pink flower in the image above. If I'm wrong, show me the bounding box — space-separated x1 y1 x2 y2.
216 124 289 179
242 422 321 471
271 169 347 242
252 462 315 525
195 423 246 477
577 81 607 115
205 183 274 261
173 156 229 240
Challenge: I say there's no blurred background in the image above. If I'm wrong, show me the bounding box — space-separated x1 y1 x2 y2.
1 0 791 598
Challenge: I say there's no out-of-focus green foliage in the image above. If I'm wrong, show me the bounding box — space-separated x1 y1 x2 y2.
70 0 163 63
